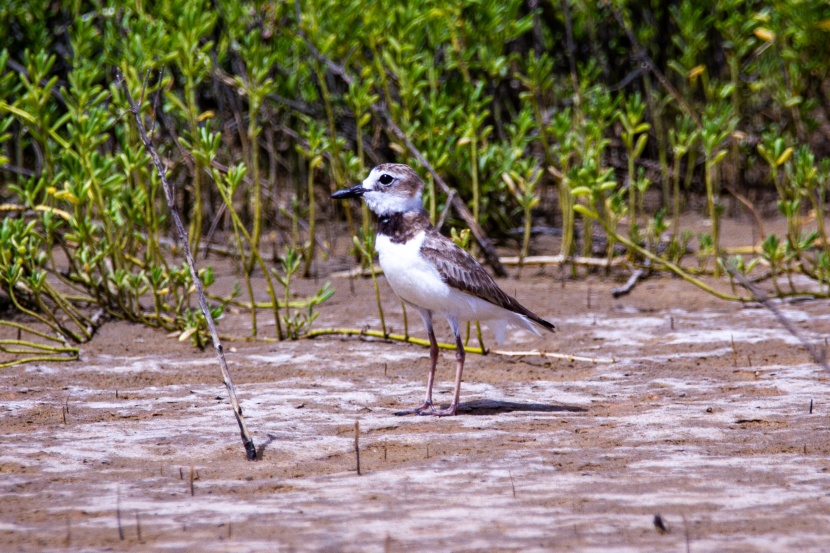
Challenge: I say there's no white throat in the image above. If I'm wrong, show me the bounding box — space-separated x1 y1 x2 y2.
361 177 423 216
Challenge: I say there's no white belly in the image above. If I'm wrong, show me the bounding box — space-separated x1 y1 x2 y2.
375 232 508 321
375 231 540 345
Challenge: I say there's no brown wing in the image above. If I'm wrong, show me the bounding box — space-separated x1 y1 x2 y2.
420 227 555 332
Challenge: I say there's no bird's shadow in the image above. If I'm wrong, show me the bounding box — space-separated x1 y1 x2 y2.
454 399 587 415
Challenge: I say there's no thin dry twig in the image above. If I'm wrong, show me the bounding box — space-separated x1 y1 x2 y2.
613 270 645 298
304 327 615 364
489 349 615 364
116 487 124 541
116 67 258 461
723 184 766 239
189 464 195 496
729 267 829 374
500 254 626 268
354 420 361 475
293 1 507 277
612 263 649 298
329 254 625 279
602 0 699 125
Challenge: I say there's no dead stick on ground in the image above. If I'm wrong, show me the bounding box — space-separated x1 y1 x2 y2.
116 67 257 461
189 464 195 496
354 420 361 476
612 268 646 298
116 487 124 541
729 268 830 374
303 328 615 363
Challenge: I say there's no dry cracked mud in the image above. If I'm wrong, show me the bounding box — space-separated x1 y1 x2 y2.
2 236 830 552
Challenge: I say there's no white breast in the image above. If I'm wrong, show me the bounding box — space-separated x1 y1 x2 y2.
376 231 450 312
375 231 533 340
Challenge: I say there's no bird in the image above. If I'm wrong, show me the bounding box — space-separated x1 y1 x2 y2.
331 163 555 416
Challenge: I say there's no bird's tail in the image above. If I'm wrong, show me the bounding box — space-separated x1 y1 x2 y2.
489 311 552 346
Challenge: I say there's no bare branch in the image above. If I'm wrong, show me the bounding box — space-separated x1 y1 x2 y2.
115 67 258 461
293 1 507 276
602 0 700 125
729 267 829 375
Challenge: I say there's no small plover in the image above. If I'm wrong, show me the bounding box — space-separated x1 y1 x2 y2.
332 164 555 416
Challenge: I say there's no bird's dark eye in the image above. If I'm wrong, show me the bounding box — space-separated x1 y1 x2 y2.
379 174 394 185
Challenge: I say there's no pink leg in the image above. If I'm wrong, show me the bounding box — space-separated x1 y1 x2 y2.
433 333 464 417
395 312 438 416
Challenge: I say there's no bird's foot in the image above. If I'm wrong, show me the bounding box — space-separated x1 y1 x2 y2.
394 401 434 416
431 404 458 417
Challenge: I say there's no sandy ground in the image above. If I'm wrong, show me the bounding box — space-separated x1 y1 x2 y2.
2 216 830 552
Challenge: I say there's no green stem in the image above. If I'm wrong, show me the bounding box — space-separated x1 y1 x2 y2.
559 179 574 258
427 174 436 225
368 255 387 337
0 321 65 343
470 133 479 223
400 301 409 340
0 339 78 353
0 354 79 369
627 148 637 231
813 186 829 255
304 328 486 354
8 288 69 341
303 164 316 277
705 159 721 277
215 171 284 339
249 103 263 265
521 204 532 264
595 215 743 301
356 121 371 238
475 321 486 353
185 75 203 254
672 153 683 237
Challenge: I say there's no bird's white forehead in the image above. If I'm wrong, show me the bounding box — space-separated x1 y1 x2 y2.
373 166 407 178
362 166 407 189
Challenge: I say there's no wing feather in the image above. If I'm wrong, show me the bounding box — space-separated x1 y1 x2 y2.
420 228 555 332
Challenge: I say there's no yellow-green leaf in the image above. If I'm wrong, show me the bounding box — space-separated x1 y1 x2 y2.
757 144 769 159
688 65 706 80
634 134 649 159
573 204 598 219
754 27 775 42
784 96 802 108
775 147 793 166
501 172 517 195
53 190 79 205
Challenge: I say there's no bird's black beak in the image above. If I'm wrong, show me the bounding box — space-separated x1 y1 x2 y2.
331 183 365 200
